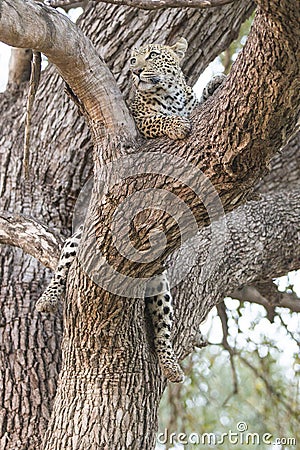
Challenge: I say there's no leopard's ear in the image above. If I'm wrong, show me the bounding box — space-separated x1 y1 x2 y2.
170 37 188 61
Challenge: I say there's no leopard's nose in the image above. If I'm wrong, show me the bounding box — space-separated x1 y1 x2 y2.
132 68 143 76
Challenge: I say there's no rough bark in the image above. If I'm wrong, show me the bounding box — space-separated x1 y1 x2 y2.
85 0 299 276
48 1 300 443
7 48 32 91
47 0 235 9
21 188 297 449
170 189 300 359
0 0 299 448
0 212 62 270
0 244 63 450
254 131 300 194
0 0 255 445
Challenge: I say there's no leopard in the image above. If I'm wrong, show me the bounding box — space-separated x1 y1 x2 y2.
36 226 185 383
129 36 226 139
36 38 226 383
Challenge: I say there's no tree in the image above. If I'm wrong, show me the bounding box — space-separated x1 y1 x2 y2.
0 0 299 448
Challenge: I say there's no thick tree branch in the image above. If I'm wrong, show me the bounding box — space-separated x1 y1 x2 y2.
0 0 255 227
0 212 61 270
2 1 297 446
0 0 136 138
88 0 299 280
46 0 235 10
171 189 300 358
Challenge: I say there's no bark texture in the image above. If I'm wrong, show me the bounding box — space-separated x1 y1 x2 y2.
0 7 256 447
255 131 300 194
7 48 32 91
48 0 235 9
0 212 62 270
0 0 299 448
170 189 300 359
0 245 62 450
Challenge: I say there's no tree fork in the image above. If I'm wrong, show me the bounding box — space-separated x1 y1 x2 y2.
0 0 299 448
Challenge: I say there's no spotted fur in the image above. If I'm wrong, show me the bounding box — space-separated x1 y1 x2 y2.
145 272 184 382
36 228 184 383
36 225 83 314
199 73 227 104
129 37 226 139
129 37 198 139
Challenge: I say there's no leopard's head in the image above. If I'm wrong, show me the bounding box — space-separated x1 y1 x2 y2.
130 37 188 92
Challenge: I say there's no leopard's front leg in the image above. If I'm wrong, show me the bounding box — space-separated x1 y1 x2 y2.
135 114 191 140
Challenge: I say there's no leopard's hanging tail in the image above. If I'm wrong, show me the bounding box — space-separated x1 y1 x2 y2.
146 271 184 383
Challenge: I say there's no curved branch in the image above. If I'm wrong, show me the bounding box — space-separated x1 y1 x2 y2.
46 0 235 9
0 0 136 138
230 285 300 313
0 212 62 270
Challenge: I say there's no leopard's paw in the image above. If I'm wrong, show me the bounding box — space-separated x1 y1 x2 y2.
164 116 191 140
200 73 226 104
156 344 185 383
36 291 60 314
159 359 185 383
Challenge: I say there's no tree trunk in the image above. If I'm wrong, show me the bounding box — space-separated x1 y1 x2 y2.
0 246 62 449
0 0 299 448
0 3 255 446
43 261 165 449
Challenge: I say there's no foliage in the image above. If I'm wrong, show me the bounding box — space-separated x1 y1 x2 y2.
219 12 255 73
158 299 300 449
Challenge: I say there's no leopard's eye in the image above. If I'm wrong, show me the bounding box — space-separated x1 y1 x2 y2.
148 51 160 59
130 57 137 65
